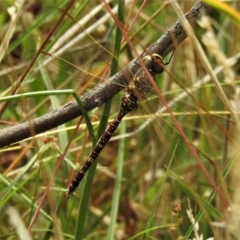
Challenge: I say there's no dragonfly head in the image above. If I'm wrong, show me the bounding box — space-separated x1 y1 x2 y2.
142 53 164 74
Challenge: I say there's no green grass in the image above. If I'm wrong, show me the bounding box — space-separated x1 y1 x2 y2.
0 1 240 240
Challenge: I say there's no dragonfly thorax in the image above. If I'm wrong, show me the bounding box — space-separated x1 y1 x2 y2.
131 68 155 97
130 53 163 98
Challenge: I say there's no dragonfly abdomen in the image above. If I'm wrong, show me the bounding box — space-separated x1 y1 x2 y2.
65 90 139 198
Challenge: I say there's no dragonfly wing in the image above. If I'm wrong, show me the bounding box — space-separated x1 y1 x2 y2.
22 6 118 102
129 93 232 180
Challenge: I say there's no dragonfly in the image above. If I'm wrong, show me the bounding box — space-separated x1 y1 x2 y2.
24 7 233 198
65 53 165 198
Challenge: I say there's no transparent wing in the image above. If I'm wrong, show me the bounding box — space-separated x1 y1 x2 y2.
129 93 233 179
22 6 121 101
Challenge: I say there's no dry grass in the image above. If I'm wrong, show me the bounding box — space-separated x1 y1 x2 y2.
0 1 240 240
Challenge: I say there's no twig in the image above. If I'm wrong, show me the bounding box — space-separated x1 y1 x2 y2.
0 2 213 148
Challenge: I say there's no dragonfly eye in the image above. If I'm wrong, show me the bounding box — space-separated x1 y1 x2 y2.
151 53 164 74
141 53 165 74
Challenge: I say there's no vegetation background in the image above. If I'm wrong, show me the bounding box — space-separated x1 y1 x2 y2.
0 0 240 239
